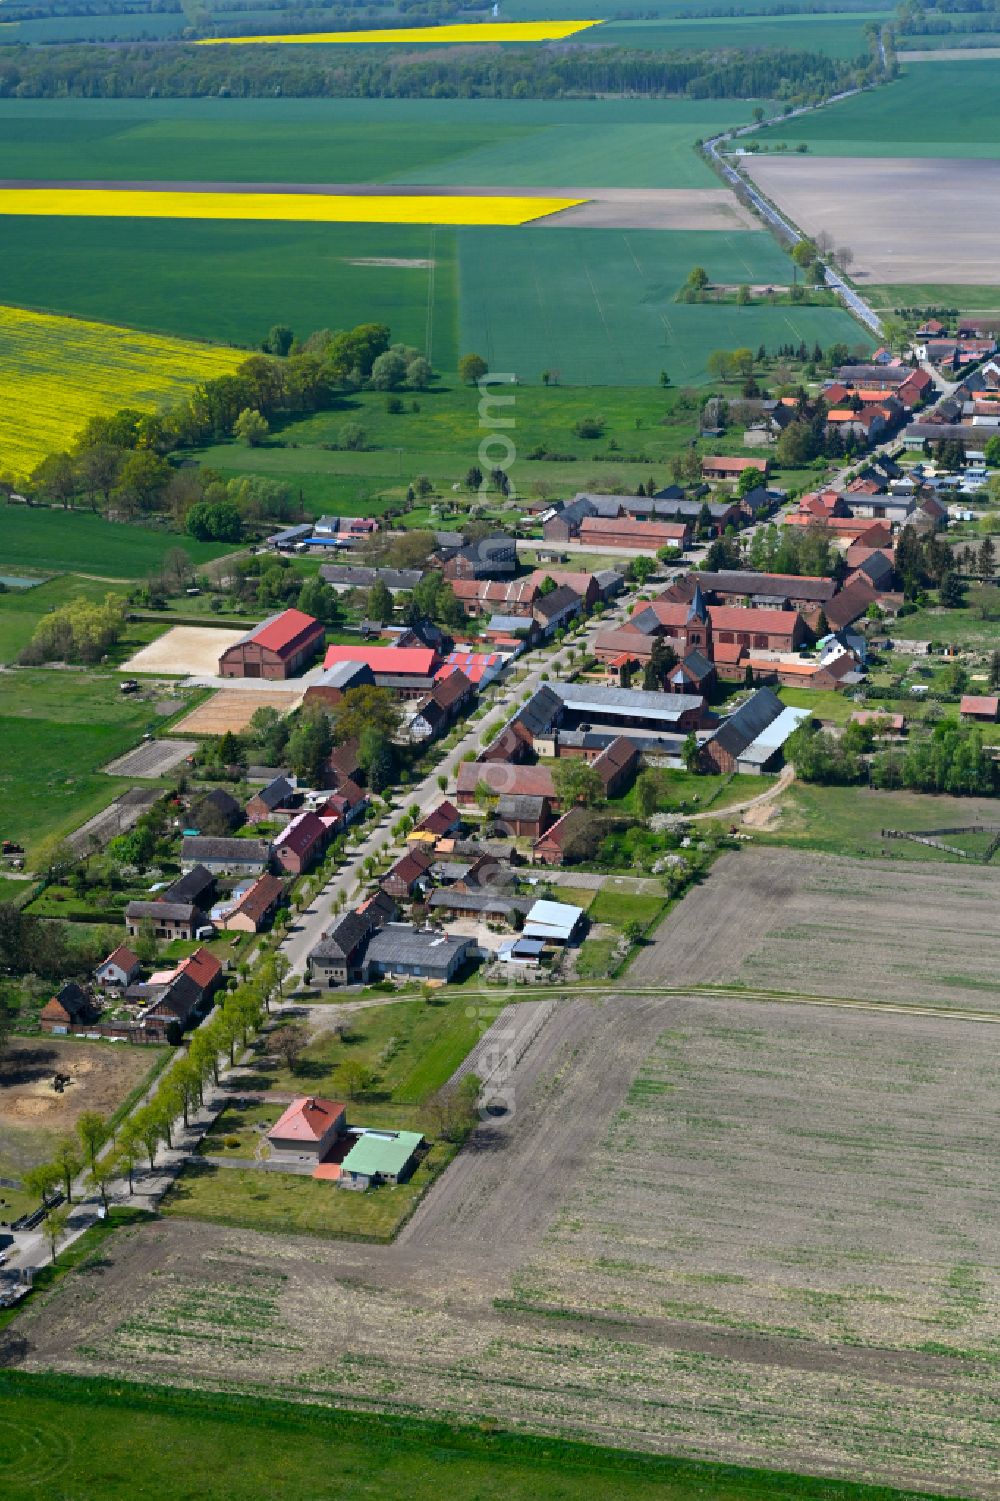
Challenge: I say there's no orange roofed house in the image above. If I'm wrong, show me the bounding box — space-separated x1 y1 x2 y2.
267 1096 347 1160
219 608 325 680
702 455 769 484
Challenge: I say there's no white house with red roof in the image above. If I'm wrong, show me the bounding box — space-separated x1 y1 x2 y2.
218 608 325 680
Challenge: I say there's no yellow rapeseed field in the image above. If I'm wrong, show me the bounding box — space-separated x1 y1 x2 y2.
197 20 602 45
0 303 244 480
0 188 584 227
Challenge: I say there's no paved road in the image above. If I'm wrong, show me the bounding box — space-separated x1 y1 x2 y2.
278 603 633 981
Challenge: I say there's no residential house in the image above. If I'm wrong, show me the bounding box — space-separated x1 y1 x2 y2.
381 845 435 899
125 899 206 942
222 872 285 933
308 901 392 989
218 608 325 680
267 1096 346 1159
702 455 770 484
441 531 517 580
95 945 141 989
531 805 591 866
450 578 539 619
532 583 582 638
273 810 328 876
408 801 462 844
527 568 601 610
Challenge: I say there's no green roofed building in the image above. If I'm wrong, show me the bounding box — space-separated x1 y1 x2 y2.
340 1129 425 1191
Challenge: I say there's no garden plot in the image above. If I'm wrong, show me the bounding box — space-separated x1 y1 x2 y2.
120 626 245 678
8 993 1000 1497
103 738 197 778
629 846 1000 1009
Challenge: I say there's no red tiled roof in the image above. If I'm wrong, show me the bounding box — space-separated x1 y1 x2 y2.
415 801 460 836
579 518 687 543
323 644 438 675
230 872 284 923
270 1096 346 1143
457 762 555 799
178 947 221 991
274 810 327 858
252 609 323 656
101 944 139 973
960 695 999 717
708 605 802 634
703 456 769 473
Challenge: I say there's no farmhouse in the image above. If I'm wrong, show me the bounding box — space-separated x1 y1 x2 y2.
218 608 325 680
450 578 539 618
125 899 205 942
362 925 472 983
268 1096 346 1160
408 800 462 843
180 837 272 876
696 571 837 611
321 644 440 699
339 1128 424 1191
532 583 583 637
221 872 285 933
381 845 435 899
95 944 140 989
702 455 769 483
308 895 395 989
577 517 689 552
273 810 328 875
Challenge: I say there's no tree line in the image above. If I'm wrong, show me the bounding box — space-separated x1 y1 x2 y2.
0 42 865 101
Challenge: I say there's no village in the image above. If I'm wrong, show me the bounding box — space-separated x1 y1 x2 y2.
4 315 1000 1320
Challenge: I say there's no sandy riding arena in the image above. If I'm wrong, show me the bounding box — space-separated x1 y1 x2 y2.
121 626 246 677
172 688 303 735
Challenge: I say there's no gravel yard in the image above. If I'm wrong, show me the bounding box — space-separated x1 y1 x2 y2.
103 738 197 778
120 626 245 678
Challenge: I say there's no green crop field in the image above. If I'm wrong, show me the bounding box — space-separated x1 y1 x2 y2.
747 61 1000 155
458 227 871 385
0 1373 953 1501
0 96 757 190
0 670 155 854
0 509 235 578
868 282 1000 315
598 13 878 57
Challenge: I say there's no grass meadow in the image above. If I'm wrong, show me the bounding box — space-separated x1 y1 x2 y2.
598 12 879 56
0 573 132 663
0 669 158 854
747 61 1000 155
0 1372 954 1501
0 508 235 577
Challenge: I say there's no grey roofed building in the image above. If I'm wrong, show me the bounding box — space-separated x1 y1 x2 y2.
162 864 215 907
362 924 472 981
268 524 314 547
434 530 464 549
310 660 375 692
697 571 837 604
194 786 242 822
593 568 626 598
180 836 272 871
145 971 203 1025
533 583 582 626
125 899 202 924
427 889 533 918
251 775 295 812
735 705 812 773
707 686 785 761
310 911 373 964
553 681 704 724
496 793 548 822
514 683 563 739
319 565 424 592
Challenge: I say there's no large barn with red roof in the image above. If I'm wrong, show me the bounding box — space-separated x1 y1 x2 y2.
219 608 325 680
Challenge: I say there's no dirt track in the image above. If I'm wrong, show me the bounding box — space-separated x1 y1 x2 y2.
745 155 1000 284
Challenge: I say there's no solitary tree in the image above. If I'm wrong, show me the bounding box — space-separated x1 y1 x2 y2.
44 1206 70 1265
76 1111 105 1175
458 353 488 385
51 1136 82 1205
233 408 269 448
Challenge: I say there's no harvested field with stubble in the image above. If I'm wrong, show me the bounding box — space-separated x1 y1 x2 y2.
629 846 1000 1009
7 988 1000 1495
